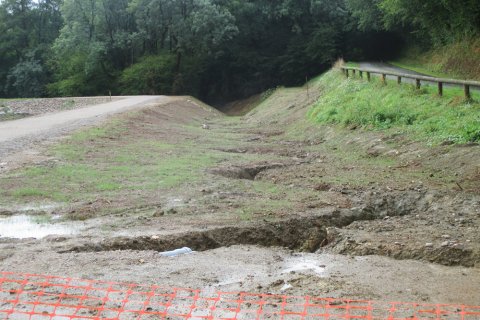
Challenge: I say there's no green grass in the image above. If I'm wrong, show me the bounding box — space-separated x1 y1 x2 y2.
345 62 359 68
5 149 220 202
0 116 225 203
308 70 480 144
11 188 51 198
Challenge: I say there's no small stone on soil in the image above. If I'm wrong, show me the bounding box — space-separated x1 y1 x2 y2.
441 241 450 247
153 210 165 217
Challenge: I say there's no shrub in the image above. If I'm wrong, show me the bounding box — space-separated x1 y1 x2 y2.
119 54 175 95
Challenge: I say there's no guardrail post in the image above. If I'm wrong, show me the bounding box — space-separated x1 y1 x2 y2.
397 76 401 84
346 69 349 78
438 82 443 96
464 85 471 100
382 74 386 85
359 71 363 79
352 70 356 77
367 72 371 82
416 79 421 90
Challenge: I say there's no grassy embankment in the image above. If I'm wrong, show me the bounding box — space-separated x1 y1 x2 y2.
308 70 480 144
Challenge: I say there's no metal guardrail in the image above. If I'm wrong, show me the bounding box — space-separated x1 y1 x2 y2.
341 66 480 100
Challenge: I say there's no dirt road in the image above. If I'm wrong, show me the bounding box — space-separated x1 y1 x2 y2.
0 95 171 160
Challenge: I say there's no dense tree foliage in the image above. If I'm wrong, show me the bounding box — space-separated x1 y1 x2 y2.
346 0 480 44
0 0 478 101
0 0 62 97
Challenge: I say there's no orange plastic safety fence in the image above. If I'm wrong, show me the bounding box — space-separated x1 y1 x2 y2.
0 272 479 320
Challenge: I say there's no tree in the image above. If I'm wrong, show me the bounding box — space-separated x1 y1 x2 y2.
345 0 383 31
0 0 63 97
379 0 480 44
6 55 46 98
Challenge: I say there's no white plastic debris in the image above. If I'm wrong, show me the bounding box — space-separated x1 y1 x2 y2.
280 283 293 292
159 247 194 257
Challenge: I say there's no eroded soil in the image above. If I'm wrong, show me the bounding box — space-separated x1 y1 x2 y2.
0 93 478 306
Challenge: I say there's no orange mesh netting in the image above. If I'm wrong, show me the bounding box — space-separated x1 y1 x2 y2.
0 272 479 320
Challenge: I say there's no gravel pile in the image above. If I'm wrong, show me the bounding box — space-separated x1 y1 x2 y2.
0 97 122 117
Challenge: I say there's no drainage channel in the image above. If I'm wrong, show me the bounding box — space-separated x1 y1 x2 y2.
63 216 329 254
61 198 416 255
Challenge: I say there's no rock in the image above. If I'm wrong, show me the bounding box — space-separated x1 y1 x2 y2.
166 208 178 215
202 124 210 130
441 241 450 247
153 210 165 217
151 235 160 240
367 146 387 157
425 243 434 248
441 235 451 239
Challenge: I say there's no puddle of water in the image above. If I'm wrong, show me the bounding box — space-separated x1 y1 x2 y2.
0 215 79 239
281 257 327 276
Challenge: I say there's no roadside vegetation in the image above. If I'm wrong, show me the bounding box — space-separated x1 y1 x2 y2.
309 70 480 144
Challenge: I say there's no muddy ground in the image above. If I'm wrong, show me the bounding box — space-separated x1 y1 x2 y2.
0 89 479 308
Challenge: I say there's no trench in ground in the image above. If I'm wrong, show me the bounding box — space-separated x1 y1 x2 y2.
59 190 478 268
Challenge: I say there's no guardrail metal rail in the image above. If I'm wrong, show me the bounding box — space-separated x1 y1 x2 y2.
341 66 480 100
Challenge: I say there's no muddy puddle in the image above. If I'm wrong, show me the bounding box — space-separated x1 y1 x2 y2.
0 214 80 239
281 256 328 276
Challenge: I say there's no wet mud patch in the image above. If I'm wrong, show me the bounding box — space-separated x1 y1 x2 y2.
209 163 287 180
